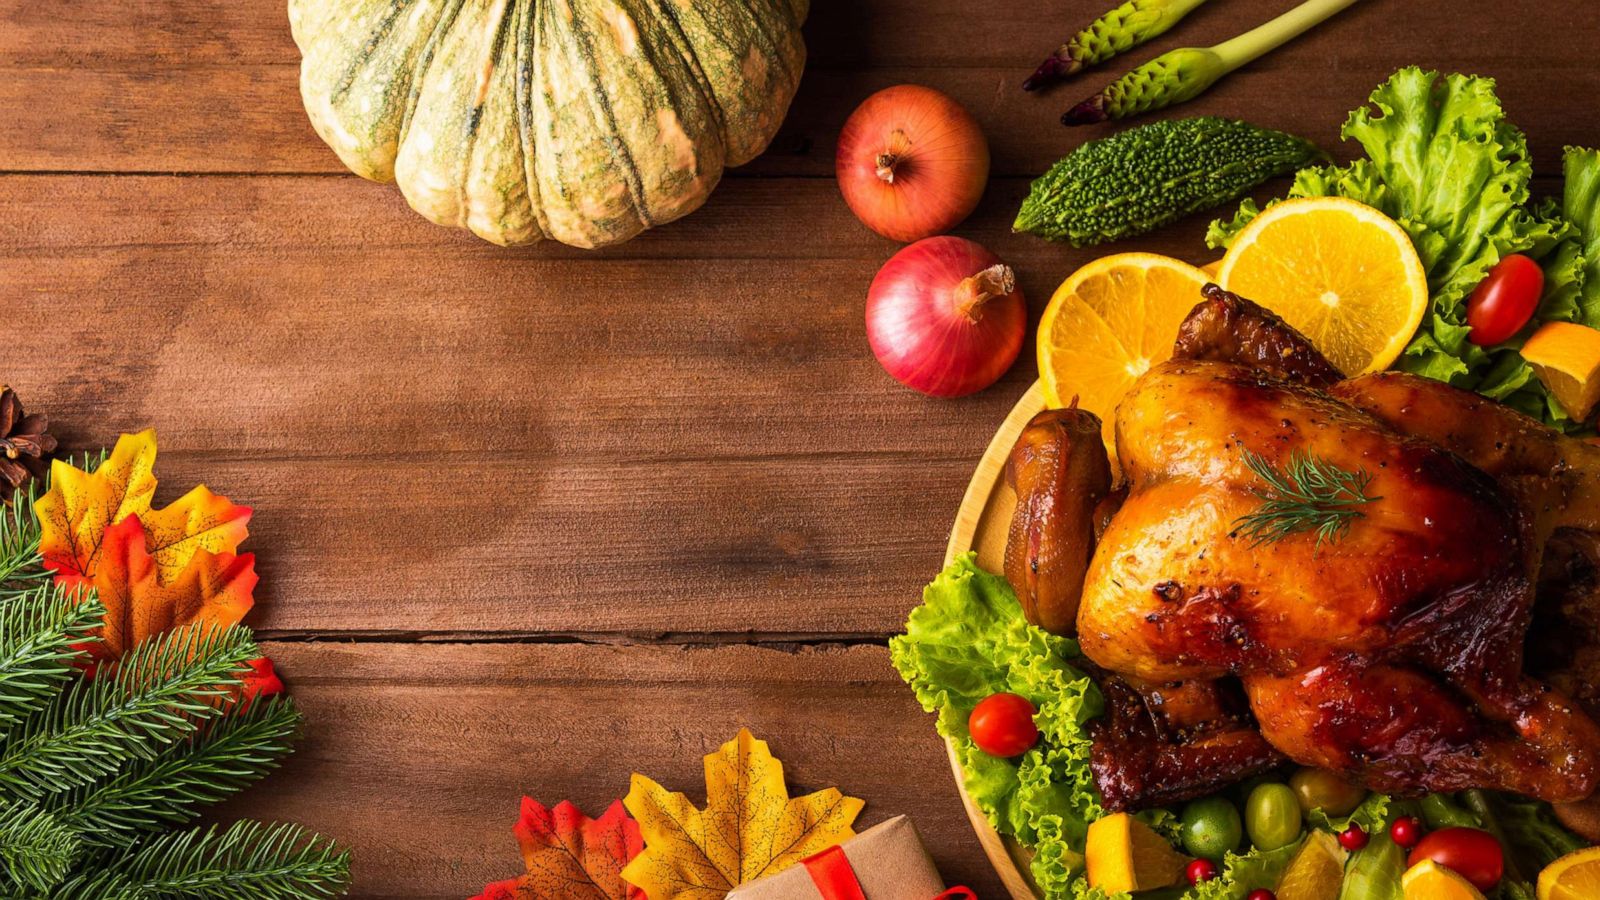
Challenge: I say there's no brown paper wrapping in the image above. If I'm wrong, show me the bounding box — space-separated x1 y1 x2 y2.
725 815 949 900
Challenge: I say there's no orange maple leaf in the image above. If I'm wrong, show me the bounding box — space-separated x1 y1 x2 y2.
472 799 644 900
37 429 251 588
89 515 256 660
34 431 262 676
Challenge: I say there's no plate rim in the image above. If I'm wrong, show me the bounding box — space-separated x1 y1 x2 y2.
941 380 1047 900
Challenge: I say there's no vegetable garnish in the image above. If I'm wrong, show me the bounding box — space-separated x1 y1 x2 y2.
1231 449 1380 550
1022 0 1211 92
1061 0 1359 125
1210 70 1600 430
1015 117 1323 248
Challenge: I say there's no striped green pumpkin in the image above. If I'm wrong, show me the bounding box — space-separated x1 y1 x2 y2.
290 0 809 247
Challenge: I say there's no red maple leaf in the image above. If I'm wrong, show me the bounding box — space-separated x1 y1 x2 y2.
471 799 643 900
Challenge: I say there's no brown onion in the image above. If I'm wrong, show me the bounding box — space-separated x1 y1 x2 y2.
836 85 990 242
866 236 1025 397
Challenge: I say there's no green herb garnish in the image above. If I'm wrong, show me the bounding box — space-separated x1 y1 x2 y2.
1231 449 1379 550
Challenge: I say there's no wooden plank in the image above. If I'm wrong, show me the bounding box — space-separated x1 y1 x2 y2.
4 0 1598 176
0 172 1239 636
217 641 1006 900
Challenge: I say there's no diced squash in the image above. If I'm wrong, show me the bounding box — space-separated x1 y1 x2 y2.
1521 322 1600 423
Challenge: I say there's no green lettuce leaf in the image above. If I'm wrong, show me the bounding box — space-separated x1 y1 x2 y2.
1566 146 1600 326
890 554 1104 896
1339 834 1405 900
1207 68 1596 430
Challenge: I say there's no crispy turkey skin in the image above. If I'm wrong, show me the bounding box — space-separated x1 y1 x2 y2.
1010 287 1600 809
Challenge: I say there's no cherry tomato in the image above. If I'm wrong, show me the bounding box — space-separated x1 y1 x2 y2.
1185 858 1219 885
1407 827 1504 892
1467 253 1544 346
1337 823 1369 851
1390 815 1424 850
968 693 1039 757
1246 891 1276 900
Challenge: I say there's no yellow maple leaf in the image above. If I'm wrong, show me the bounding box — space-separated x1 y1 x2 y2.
621 730 864 900
36 430 250 587
36 429 159 581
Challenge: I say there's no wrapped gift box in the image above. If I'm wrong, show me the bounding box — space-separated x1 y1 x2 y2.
726 815 969 900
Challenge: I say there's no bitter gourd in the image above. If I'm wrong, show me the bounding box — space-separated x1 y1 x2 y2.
1013 117 1323 247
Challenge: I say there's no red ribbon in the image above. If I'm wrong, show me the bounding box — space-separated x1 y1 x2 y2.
801 845 976 900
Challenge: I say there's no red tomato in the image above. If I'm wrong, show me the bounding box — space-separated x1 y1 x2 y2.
1389 815 1424 850
1467 254 1544 346
968 693 1039 757
1407 827 1504 891
1185 858 1220 885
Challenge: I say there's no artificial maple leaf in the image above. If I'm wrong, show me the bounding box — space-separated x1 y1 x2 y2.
621 730 864 900
37 429 251 588
88 513 256 660
37 429 159 584
471 799 644 900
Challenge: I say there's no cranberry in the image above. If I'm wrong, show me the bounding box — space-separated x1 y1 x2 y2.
1186 858 1220 885
1338 823 1370 851
1390 815 1424 849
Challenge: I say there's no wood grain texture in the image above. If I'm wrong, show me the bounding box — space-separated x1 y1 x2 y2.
3 0 1597 177
0 173 1223 636
225 641 1006 900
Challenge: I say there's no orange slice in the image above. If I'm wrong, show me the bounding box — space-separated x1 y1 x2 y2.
1403 860 1486 900
1276 831 1345 900
1085 813 1188 894
1036 253 1211 454
1520 322 1600 423
1539 846 1600 899
1218 196 1428 376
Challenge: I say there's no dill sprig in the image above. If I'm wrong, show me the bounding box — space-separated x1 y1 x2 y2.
1231 448 1379 551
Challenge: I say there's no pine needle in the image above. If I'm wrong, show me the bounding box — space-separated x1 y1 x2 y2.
0 801 81 891
0 625 258 801
60 696 303 845
0 585 102 741
1231 449 1379 551
49 820 351 900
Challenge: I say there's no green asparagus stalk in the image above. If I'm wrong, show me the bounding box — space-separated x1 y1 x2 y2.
1023 0 1212 92
1063 0 1362 125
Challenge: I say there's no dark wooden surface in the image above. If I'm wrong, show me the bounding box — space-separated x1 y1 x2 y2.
1 1 1593 897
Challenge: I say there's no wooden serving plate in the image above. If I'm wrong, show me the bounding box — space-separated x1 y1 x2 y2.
941 380 1048 900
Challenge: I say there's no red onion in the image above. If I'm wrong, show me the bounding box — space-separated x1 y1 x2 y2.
866 236 1025 397
836 85 990 242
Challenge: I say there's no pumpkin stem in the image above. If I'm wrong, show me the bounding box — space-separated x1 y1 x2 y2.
874 129 913 184
954 265 1016 322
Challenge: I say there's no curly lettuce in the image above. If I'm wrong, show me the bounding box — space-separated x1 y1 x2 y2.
1209 68 1600 429
890 554 1103 895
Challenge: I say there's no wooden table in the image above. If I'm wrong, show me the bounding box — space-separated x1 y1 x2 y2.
2 1 1594 896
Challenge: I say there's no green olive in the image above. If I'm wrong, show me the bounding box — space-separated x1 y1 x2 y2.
1245 783 1304 851
1180 796 1243 859
1289 767 1367 817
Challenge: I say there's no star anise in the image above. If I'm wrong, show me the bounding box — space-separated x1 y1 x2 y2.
0 386 56 502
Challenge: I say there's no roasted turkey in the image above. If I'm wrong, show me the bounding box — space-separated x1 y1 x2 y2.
1006 285 1600 813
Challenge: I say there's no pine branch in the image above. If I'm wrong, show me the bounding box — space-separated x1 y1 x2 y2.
0 625 258 801
0 802 80 892
58 697 302 846
0 480 45 602
0 587 102 742
49 820 351 900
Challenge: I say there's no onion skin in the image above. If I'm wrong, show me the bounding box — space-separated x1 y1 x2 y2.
836 85 990 242
866 236 1025 397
